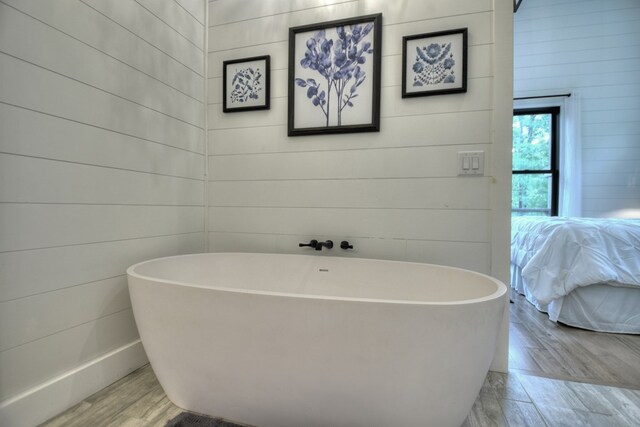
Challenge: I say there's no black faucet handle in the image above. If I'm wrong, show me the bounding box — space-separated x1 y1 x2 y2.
340 240 353 250
299 239 318 248
325 240 333 249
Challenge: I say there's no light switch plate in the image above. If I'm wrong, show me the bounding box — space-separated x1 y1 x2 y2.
458 151 484 176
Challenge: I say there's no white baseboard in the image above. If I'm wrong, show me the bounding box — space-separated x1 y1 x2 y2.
0 340 149 427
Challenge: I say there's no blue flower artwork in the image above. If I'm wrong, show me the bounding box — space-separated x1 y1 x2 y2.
223 56 270 113
412 42 455 87
402 29 467 98
230 66 262 103
290 16 381 133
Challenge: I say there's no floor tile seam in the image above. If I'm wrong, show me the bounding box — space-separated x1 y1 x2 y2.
516 372 596 413
510 368 640 390
537 341 600 379
565 381 629 417
599 387 640 423
507 372 542 418
515 373 640 421
489 372 533 404
495 397 550 427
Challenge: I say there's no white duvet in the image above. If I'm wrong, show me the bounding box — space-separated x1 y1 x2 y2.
511 216 640 305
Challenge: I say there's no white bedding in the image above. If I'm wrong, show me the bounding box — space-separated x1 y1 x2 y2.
511 216 640 306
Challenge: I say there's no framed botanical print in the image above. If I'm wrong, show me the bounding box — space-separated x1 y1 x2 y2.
223 55 270 112
402 28 467 98
288 14 382 136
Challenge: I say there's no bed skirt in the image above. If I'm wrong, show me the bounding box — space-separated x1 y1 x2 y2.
511 263 640 334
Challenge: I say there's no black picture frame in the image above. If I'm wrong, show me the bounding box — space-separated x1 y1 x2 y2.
402 28 467 98
223 55 270 113
514 0 524 13
288 13 382 136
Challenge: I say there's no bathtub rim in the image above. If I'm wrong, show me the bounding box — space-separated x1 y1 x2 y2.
127 252 507 306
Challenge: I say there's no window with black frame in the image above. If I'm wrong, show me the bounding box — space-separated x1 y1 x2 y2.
512 107 560 216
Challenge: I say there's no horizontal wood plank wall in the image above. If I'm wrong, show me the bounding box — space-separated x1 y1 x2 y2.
514 0 640 218
206 0 496 274
0 0 206 425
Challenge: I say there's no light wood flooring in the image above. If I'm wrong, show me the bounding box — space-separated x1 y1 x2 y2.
39 365 182 427
509 293 640 389
41 295 640 427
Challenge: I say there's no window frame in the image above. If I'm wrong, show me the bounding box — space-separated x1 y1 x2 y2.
512 106 560 216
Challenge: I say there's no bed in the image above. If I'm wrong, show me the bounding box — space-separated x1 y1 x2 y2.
511 216 640 334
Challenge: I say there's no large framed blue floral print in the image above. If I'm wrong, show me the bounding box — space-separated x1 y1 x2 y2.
288 14 382 136
223 55 270 113
402 28 467 98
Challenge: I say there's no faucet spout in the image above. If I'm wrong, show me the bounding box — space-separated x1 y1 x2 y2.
315 240 334 251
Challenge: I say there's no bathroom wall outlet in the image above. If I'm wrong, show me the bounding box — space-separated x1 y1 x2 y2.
457 151 484 176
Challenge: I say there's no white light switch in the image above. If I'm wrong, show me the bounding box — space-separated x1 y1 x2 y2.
458 151 484 176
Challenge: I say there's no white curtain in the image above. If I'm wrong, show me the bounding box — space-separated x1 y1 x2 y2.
558 92 581 217
513 92 582 217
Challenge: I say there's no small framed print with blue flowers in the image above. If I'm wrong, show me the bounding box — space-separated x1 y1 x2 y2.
223 55 270 113
402 28 467 98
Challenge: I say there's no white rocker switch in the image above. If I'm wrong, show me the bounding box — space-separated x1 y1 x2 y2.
458 151 484 176
472 156 479 170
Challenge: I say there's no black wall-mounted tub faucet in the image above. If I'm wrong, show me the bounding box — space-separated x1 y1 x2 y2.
315 240 333 251
299 239 318 249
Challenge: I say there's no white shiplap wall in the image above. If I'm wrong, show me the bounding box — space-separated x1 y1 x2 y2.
514 0 640 218
207 0 512 370
209 0 494 269
0 1 206 425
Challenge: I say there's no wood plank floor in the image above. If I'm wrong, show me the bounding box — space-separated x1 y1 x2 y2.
39 365 182 427
509 293 640 389
41 295 640 427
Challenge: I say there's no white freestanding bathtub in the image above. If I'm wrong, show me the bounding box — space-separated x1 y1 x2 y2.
127 253 507 427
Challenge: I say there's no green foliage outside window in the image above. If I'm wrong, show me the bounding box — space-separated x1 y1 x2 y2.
512 113 553 216
512 174 551 216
